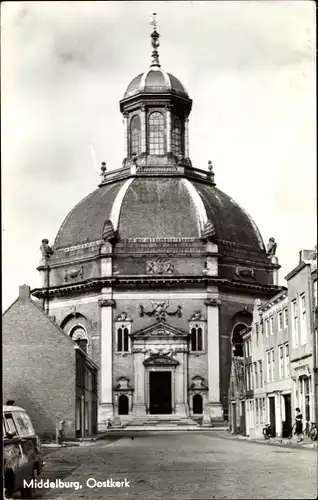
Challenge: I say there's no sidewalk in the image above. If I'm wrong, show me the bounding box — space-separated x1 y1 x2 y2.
217 431 318 450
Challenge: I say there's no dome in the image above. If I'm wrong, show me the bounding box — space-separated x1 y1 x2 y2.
53 177 264 251
124 69 189 99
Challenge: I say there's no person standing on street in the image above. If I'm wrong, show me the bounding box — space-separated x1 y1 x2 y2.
294 407 304 443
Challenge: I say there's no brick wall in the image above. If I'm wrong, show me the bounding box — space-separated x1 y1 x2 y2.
3 289 77 439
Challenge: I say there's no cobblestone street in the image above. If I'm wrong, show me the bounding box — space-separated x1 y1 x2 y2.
31 432 318 500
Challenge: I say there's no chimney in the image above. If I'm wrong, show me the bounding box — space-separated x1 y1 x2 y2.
299 249 315 264
19 285 31 303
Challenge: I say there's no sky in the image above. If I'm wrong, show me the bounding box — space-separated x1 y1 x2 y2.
1 0 316 311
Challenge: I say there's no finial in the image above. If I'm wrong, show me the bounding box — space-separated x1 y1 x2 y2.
149 13 160 68
100 162 107 182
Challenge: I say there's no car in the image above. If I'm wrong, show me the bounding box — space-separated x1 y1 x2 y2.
3 404 44 498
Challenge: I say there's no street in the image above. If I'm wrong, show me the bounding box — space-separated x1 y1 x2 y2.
31 432 317 499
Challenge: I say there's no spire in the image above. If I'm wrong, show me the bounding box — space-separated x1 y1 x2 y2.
149 13 160 68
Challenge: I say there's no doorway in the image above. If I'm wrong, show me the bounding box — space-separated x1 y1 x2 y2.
118 394 129 415
269 397 276 437
193 394 203 414
241 400 246 435
149 371 172 414
232 402 237 433
283 394 292 438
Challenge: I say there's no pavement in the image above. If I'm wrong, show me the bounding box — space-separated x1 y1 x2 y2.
20 431 318 499
219 431 318 450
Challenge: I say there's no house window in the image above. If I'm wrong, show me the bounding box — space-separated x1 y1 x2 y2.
148 112 165 155
254 362 258 389
171 115 182 155
269 316 274 335
300 294 307 345
190 324 204 352
265 319 269 338
278 312 283 330
130 115 141 156
267 351 271 382
279 345 284 379
292 300 298 346
255 323 259 346
284 343 289 378
256 398 259 426
284 308 288 327
259 360 263 387
116 324 130 353
246 339 250 357
314 280 317 308
271 349 275 381
246 365 251 390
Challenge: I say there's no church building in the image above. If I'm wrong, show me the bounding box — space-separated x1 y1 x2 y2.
32 19 282 430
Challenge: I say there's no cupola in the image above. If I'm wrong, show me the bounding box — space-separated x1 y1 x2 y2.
119 14 192 168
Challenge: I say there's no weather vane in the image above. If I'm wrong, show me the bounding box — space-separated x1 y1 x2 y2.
150 12 157 29
149 13 160 68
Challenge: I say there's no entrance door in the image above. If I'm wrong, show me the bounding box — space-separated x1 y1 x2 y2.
269 397 276 437
193 394 203 414
283 394 292 438
232 403 237 433
241 400 246 435
149 371 172 414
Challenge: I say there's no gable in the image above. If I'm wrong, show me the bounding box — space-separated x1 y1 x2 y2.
3 299 75 350
130 321 188 339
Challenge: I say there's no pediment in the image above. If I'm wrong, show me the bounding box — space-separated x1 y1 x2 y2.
143 354 179 366
130 321 188 339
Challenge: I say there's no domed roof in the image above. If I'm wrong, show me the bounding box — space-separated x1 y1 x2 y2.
124 69 189 99
54 177 265 251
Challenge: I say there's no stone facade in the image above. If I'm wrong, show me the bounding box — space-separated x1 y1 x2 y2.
31 25 282 430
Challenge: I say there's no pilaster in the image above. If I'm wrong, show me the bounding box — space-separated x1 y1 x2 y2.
205 294 223 421
206 242 218 276
166 105 172 153
141 106 147 153
100 241 112 277
175 351 188 416
98 292 115 428
123 112 129 158
184 118 189 158
133 352 146 416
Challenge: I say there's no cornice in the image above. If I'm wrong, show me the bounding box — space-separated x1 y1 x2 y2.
31 275 283 298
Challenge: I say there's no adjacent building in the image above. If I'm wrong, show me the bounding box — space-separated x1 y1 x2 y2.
228 247 316 438
286 249 317 430
3 285 98 440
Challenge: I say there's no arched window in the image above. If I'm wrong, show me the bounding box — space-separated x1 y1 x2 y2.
232 324 247 357
171 115 182 155
190 324 204 352
130 115 141 156
193 394 203 414
118 394 129 415
148 112 165 155
70 325 88 353
116 325 130 353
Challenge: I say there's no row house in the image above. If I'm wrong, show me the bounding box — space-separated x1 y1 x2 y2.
312 256 318 423
228 247 317 438
286 249 317 431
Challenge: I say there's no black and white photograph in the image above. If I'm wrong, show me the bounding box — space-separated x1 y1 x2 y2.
2 1 317 499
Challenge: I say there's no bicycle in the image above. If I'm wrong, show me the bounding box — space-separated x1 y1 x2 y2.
308 422 318 441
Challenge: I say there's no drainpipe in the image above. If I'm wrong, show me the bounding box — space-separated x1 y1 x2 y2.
308 268 317 423
45 265 50 315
